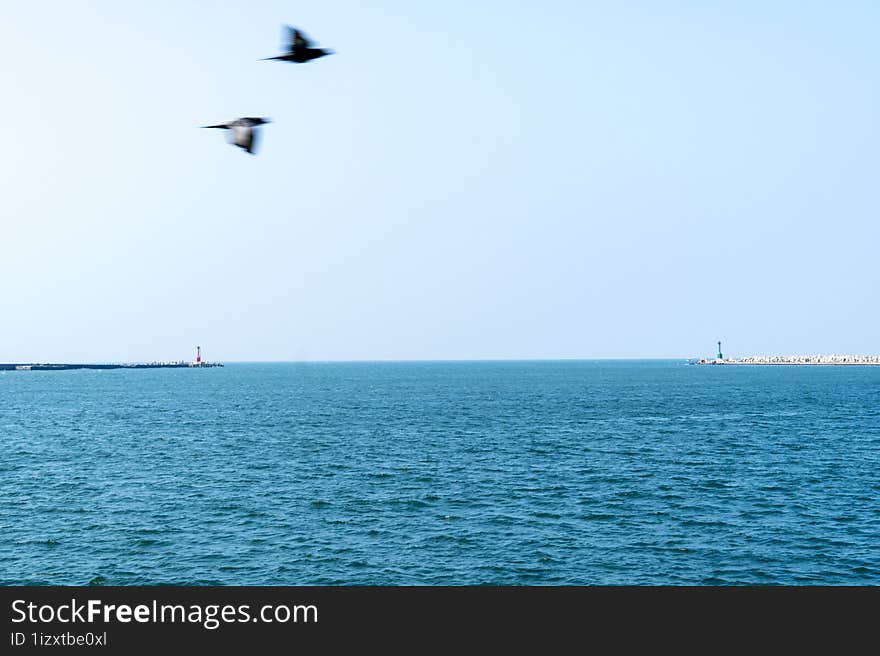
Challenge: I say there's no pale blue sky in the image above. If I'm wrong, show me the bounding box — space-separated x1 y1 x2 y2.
1 1 878 362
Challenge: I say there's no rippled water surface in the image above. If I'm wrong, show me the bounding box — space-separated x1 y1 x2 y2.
2 361 878 584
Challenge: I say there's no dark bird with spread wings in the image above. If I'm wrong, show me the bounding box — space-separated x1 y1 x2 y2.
202 117 271 155
262 26 334 63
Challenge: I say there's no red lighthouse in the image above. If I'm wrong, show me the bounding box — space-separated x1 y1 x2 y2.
195 346 201 365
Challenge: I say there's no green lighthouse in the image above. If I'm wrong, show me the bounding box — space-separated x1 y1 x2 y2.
717 341 723 360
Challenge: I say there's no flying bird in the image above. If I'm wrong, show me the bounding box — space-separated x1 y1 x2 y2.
262 26 334 63
202 117 271 154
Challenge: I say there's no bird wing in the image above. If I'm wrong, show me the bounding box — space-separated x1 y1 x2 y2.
288 26 313 50
233 126 257 153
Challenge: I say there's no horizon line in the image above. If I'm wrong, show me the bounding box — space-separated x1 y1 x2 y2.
5 354 878 365
2 357 710 366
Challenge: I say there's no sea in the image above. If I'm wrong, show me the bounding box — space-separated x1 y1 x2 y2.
1 360 878 585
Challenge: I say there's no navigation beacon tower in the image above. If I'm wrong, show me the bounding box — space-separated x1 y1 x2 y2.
195 346 201 365
717 341 723 360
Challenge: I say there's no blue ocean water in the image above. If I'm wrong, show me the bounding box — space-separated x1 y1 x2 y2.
1 361 878 585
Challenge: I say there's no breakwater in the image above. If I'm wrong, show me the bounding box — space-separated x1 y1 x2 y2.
0 362 223 371
696 355 880 365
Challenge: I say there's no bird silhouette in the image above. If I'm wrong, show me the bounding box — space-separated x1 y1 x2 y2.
202 117 271 154
262 26 334 63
